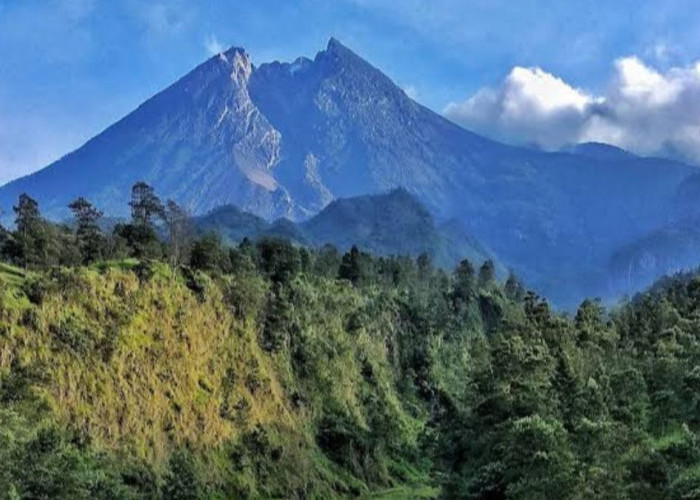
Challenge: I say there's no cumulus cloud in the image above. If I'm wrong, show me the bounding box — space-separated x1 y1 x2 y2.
444 57 700 163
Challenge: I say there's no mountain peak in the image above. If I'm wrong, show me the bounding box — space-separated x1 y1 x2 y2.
4 38 699 308
320 36 361 63
216 46 252 83
326 37 344 51
563 142 636 161
223 44 245 55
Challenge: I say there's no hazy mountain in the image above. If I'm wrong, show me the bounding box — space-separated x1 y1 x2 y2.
608 218 700 294
561 142 637 161
197 189 495 268
608 173 700 293
2 38 699 306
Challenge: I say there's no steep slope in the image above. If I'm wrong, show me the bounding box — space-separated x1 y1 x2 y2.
2 38 699 306
608 172 700 294
196 189 495 268
0 47 293 220
609 217 700 294
0 262 433 498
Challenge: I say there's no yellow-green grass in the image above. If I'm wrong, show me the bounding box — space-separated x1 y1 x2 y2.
366 485 440 499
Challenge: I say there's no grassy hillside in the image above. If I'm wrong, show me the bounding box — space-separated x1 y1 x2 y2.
0 259 438 499
1 232 700 498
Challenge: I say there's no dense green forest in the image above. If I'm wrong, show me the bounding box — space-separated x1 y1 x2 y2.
1 184 700 499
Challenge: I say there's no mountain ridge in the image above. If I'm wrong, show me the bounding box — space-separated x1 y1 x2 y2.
196 188 497 269
2 38 699 307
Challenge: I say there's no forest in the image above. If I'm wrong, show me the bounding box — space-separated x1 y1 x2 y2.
0 184 700 499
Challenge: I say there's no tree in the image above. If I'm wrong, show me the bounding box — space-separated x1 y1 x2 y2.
478 259 495 288
256 238 301 283
161 450 201 500
261 281 293 352
189 233 229 272
417 252 432 279
504 271 525 301
113 222 162 260
503 416 576 499
68 197 104 264
313 244 341 277
451 259 475 309
338 245 366 285
0 223 9 258
115 182 164 259
574 298 610 345
163 200 193 266
129 182 163 227
11 194 47 269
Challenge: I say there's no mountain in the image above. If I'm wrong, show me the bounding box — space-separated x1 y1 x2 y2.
561 142 637 161
608 217 700 293
2 38 699 307
196 189 496 268
607 172 700 293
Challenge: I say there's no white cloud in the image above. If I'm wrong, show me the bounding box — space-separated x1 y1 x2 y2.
444 57 700 163
444 66 596 150
205 35 224 56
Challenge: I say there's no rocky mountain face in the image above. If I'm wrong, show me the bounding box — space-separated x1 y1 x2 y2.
1 38 699 306
0 47 291 220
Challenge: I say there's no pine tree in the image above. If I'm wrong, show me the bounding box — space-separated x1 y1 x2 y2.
504 270 525 301
114 182 164 259
129 182 163 227
68 197 104 264
338 245 364 285
478 259 495 288
451 259 475 308
163 200 193 266
12 194 46 268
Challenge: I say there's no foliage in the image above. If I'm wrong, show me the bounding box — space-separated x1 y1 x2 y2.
1 188 700 498
68 197 105 264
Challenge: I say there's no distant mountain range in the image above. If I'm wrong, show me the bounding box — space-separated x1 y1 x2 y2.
1 38 699 307
196 188 496 270
608 171 700 292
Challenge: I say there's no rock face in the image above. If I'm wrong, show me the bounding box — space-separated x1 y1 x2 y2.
0 47 291 220
2 38 700 306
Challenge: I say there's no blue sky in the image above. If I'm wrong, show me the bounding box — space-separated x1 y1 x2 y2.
2 0 700 184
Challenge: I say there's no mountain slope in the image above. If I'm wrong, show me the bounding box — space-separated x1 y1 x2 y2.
196 189 495 268
2 38 699 306
0 47 292 220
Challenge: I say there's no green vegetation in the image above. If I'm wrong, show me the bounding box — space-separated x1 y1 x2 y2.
195 189 497 272
1 185 700 498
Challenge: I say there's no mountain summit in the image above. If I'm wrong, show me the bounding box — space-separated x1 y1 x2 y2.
0 38 496 221
1 38 698 305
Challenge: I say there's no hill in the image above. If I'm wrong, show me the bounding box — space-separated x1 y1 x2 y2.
1 240 700 497
196 189 496 269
